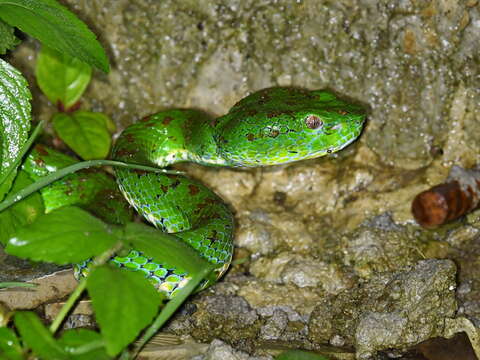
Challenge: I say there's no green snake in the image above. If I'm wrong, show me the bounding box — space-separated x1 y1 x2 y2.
23 87 366 298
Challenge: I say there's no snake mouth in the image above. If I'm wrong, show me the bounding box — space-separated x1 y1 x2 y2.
345 117 365 143
336 130 362 152
321 115 365 155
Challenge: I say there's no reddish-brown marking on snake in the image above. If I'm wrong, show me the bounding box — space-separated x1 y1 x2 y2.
189 184 200 195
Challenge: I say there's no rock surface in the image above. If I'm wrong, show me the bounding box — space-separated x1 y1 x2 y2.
192 339 272 360
309 259 457 359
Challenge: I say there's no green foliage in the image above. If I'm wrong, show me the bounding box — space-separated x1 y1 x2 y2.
13 314 111 359
0 19 19 54
52 111 114 160
57 329 111 360
0 59 32 201
14 311 69 359
0 2 213 357
87 265 163 356
35 45 115 160
0 327 23 360
276 350 331 360
0 190 214 357
0 0 109 72
0 171 44 245
5 206 119 264
36 46 92 110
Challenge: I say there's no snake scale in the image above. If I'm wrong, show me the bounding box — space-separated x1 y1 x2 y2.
24 87 366 298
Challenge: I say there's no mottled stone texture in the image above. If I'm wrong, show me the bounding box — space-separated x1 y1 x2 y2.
8 0 480 359
308 259 457 359
12 0 480 169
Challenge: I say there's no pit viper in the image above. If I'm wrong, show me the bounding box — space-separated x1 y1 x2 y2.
24 87 366 298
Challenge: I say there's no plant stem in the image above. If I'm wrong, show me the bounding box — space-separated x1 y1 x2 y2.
0 120 44 189
0 160 183 213
69 340 105 355
49 242 123 335
128 265 215 359
49 277 87 334
0 282 37 289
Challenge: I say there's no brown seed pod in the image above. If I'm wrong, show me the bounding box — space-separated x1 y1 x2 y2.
412 166 480 228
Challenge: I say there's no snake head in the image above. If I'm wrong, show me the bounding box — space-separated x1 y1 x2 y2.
215 87 366 166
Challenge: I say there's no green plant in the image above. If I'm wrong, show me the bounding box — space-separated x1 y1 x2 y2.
0 1 216 359
36 45 116 159
0 0 109 72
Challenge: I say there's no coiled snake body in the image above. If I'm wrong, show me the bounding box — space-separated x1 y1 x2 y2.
25 87 365 298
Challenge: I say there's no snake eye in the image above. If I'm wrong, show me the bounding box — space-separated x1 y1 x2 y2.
305 115 323 129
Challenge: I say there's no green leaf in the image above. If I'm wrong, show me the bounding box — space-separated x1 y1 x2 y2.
103 114 116 133
87 265 162 356
0 19 19 54
0 170 44 246
36 46 92 110
0 0 109 72
14 311 69 360
0 59 32 201
6 206 120 264
276 350 331 360
53 111 112 160
0 327 23 360
58 329 111 360
124 222 212 276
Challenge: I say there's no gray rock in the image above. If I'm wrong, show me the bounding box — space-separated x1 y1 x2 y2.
192 339 273 360
308 259 457 359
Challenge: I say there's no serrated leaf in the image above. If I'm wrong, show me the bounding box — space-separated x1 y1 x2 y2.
53 111 112 160
0 170 44 246
276 350 331 360
14 311 69 360
124 222 212 276
0 0 109 72
58 329 111 360
87 265 162 356
0 327 23 360
6 206 119 264
36 46 92 110
0 59 32 201
0 19 19 54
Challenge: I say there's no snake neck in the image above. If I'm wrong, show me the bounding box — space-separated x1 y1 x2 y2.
112 109 228 168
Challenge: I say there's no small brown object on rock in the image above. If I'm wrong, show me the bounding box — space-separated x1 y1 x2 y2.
412 166 480 228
